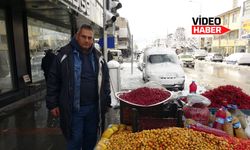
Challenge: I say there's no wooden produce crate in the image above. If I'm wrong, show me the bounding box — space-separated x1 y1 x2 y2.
120 100 183 132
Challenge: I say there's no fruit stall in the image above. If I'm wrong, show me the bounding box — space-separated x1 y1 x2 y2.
95 84 250 150
117 86 183 132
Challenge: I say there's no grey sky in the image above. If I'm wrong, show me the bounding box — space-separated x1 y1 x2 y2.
119 0 233 48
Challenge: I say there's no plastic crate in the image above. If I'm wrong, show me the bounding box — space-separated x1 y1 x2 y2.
120 100 178 124
138 117 180 131
120 100 183 132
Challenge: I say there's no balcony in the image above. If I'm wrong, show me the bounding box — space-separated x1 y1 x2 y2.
118 28 129 38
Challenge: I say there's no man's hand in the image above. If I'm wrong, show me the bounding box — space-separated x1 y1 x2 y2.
50 107 60 117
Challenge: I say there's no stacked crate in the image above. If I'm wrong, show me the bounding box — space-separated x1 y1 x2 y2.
120 100 183 132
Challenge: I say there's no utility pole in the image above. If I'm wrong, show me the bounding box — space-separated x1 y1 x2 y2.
103 0 108 61
102 0 122 60
131 35 133 74
104 31 108 60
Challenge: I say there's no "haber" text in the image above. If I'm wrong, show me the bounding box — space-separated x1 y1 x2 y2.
192 26 222 34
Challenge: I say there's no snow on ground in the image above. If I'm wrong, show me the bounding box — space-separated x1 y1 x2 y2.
198 60 250 71
109 62 145 107
120 62 206 93
109 61 206 106
120 62 145 90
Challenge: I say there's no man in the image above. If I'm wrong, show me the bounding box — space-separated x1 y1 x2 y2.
107 50 113 62
46 24 111 150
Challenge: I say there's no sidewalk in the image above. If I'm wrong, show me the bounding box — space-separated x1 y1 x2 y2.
0 99 66 150
0 61 134 150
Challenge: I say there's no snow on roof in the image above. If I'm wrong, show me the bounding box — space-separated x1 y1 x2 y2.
107 60 120 68
144 46 176 55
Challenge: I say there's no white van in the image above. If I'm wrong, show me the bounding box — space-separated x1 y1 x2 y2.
108 49 123 63
142 47 185 90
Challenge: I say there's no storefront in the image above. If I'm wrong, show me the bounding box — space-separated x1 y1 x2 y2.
0 0 103 107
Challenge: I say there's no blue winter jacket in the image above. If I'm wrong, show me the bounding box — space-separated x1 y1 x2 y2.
71 38 97 110
46 42 111 140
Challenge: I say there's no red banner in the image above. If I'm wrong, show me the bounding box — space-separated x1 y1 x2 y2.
192 25 230 34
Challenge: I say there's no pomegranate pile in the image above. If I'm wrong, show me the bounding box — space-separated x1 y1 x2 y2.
119 87 171 106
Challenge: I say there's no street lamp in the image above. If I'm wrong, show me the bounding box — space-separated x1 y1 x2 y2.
189 0 202 50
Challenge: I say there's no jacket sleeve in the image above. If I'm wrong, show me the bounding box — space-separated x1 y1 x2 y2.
102 60 111 107
46 55 61 110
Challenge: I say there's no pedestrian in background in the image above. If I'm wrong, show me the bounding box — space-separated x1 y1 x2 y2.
108 50 113 61
41 49 56 82
46 24 111 150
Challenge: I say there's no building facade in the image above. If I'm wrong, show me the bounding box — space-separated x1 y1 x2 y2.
0 0 104 107
212 7 248 55
115 17 132 57
212 0 250 55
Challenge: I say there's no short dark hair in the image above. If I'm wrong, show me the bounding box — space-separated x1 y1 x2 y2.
78 24 94 32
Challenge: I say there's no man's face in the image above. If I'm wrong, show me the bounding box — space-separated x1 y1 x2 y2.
76 28 94 50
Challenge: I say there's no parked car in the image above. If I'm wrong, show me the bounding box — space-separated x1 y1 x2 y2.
142 47 185 90
224 53 250 65
193 49 208 60
178 53 195 68
108 49 123 63
205 53 223 62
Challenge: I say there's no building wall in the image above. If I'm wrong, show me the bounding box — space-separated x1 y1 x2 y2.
212 7 248 55
0 0 104 107
115 17 132 57
0 0 30 106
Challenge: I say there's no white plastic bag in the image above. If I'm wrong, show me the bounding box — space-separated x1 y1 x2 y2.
245 116 250 138
186 93 211 107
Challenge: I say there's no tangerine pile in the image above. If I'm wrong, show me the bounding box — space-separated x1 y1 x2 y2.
106 127 230 150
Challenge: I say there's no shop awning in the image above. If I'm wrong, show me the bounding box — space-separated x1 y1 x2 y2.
25 0 103 36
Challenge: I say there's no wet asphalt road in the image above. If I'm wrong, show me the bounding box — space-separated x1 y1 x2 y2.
184 60 250 95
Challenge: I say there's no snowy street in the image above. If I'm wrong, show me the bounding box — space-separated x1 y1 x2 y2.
119 61 205 94
117 60 250 98
106 59 250 129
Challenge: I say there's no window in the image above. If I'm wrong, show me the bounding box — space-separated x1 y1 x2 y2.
223 16 228 25
110 52 118 57
232 13 237 23
27 18 70 82
148 54 177 64
180 55 193 59
0 9 13 94
214 54 222 57
229 30 238 39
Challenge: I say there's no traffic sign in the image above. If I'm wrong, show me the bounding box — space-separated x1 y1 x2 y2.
98 36 115 48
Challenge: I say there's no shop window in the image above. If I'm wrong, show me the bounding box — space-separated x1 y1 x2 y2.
232 13 237 23
223 16 228 25
0 9 13 94
27 17 70 82
229 31 237 39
